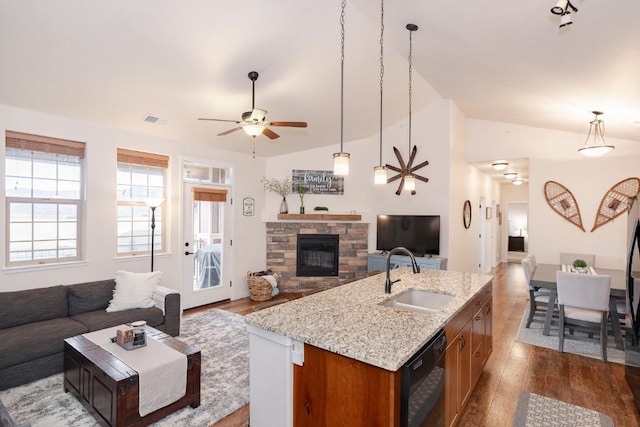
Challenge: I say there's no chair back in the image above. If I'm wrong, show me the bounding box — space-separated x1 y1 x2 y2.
559 252 595 267
521 257 533 288
529 254 537 270
556 271 611 312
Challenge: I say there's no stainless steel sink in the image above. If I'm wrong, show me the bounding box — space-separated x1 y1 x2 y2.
382 290 454 314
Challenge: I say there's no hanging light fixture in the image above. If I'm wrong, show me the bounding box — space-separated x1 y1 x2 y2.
403 23 418 192
492 161 509 171
550 0 578 28
373 0 387 185
333 0 350 176
578 111 615 157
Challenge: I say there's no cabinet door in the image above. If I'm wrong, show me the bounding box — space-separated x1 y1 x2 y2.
444 337 461 427
458 321 473 409
484 301 493 361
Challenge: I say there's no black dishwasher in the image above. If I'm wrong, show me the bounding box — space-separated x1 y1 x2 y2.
400 329 447 427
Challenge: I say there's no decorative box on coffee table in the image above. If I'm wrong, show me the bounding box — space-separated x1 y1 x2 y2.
64 326 201 427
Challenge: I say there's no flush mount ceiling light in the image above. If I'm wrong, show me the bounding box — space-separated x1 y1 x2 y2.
512 178 524 185
504 171 518 180
578 111 615 157
492 161 508 171
333 0 350 176
373 0 387 185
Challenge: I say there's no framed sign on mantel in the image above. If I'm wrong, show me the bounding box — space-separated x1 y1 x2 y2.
292 170 344 195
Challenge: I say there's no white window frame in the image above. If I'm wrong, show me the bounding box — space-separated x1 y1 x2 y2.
4 132 85 267
116 149 168 257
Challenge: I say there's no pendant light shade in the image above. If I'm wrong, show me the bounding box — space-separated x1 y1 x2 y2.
333 152 350 175
403 175 416 191
374 165 388 184
333 0 350 176
374 0 387 185
578 111 614 157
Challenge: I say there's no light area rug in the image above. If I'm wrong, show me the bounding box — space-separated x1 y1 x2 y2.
0 309 249 427
512 392 615 427
514 306 625 364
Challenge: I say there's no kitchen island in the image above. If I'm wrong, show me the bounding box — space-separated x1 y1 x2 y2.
244 267 493 427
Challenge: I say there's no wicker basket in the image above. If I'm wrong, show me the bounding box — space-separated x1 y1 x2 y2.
247 271 274 301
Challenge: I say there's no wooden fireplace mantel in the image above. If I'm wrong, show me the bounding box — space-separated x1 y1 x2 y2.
277 213 362 221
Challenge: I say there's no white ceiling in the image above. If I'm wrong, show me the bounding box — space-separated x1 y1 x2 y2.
0 0 639 167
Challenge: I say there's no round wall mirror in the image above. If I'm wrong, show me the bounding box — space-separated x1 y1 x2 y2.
463 200 472 229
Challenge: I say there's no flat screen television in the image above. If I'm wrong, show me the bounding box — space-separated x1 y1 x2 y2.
376 214 440 256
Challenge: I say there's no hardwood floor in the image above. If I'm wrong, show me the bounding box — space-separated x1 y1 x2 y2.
204 263 640 426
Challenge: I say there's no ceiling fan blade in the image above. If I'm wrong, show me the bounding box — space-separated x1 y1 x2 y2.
217 127 242 136
414 175 429 183
393 147 406 171
386 172 402 183
269 121 308 128
198 118 241 124
251 108 267 122
263 127 280 139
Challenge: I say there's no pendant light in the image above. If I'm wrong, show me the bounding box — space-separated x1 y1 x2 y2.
403 24 418 192
333 0 350 176
373 0 387 185
578 111 615 157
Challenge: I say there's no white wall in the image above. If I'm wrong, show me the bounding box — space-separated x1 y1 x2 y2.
467 119 640 270
0 104 266 298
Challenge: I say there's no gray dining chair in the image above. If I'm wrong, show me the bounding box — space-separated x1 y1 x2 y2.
522 257 553 328
559 252 595 267
556 271 611 362
528 254 538 271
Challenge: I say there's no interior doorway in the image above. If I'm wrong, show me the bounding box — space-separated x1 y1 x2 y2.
506 202 528 263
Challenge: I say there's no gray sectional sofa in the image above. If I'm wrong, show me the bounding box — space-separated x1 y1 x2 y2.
0 279 180 391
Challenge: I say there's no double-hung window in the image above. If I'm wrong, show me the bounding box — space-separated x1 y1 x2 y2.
5 131 85 266
116 148 168 256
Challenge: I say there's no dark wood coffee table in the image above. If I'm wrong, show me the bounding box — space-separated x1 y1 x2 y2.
64 326 201 427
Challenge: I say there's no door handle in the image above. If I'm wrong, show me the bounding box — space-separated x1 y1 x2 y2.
185 251 194 255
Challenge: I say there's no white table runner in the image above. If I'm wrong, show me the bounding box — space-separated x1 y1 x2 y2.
83 326 187 417
561 265 597 274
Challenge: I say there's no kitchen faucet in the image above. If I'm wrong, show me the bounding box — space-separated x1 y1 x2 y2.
384 247 421 293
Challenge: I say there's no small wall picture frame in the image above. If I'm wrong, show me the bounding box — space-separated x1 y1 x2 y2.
243 197 255 216
486 207 492 219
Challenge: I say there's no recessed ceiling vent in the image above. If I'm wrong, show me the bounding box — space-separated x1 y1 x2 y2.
142 114 168 125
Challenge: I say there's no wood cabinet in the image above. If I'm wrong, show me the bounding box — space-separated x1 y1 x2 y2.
367 253 448 273
444 282 493 427
293 344 400 426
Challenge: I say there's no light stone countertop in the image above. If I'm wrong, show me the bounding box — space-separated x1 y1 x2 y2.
244 268 493 371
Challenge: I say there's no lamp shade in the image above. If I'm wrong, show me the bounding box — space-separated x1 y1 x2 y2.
403 175 416 192
551 0 568 14
374 165 388 185
145 198 164 208
333 152 350 175
243 123 265 137
578 145 615 157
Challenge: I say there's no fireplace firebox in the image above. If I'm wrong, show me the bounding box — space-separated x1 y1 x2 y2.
296 234 339 277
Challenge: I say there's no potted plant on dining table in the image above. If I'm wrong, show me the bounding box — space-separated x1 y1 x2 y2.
572 259 588 273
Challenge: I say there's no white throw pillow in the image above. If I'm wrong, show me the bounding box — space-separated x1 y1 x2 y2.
106 270 163 312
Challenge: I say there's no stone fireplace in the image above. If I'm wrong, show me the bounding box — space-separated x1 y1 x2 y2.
266 221 368 291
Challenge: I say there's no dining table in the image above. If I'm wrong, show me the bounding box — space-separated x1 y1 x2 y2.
529 263 626 350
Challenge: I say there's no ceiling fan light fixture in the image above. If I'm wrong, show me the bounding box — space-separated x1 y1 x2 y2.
578 111 615 157
333 152 350 175
503 172 518 180
403 175 416 192
242 123 265 137
492 161 509 171
374 165 388 185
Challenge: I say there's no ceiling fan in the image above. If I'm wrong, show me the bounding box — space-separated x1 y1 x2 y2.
198 71 308 140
